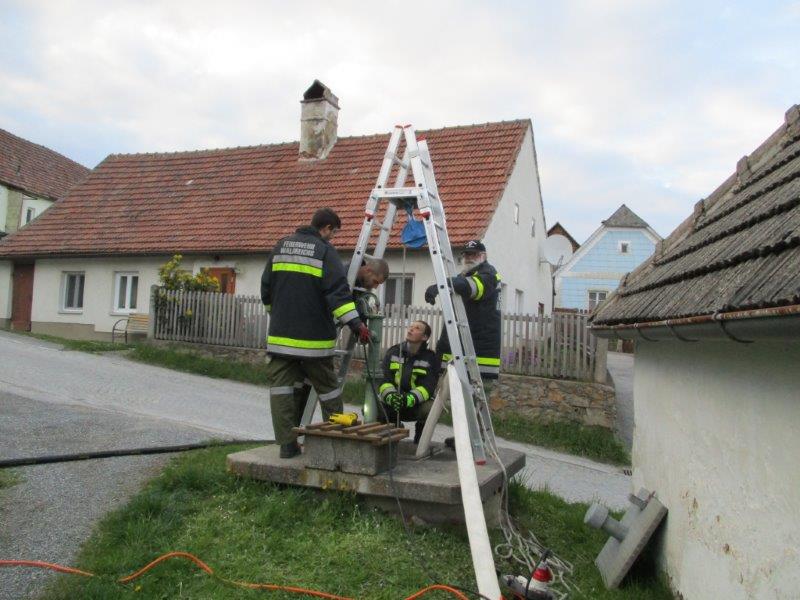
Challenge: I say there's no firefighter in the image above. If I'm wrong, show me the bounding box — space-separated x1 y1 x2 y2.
261 208 371 458
377 320 441 444
424 239 502 393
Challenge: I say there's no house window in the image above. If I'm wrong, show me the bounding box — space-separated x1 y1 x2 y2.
514 203 520 224
588 290 608 311
514 289 524 314
531 217 536 237
384 274 413 306
25 207 36 224
114 272 139 312
618 241 630 254
61 272 85 311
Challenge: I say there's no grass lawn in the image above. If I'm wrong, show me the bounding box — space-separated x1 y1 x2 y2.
492 413 630 466
0 468 21 490
39 445 670 599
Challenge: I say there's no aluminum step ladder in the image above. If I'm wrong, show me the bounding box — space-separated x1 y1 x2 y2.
302 124 496 463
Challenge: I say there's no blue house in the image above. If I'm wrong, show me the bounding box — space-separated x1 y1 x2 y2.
554 205 660 311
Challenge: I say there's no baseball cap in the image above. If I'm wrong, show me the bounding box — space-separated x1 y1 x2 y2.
463 240 486 253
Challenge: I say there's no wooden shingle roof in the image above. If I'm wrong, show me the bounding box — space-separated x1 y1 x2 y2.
592 105 800 326
0 120 529 258
0 128 90 200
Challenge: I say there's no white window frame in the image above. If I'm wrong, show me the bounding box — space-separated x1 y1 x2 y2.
384 274 414 306
60 272 85 313
588 289 608 311
618 241 631 254
113 272 140 314
514 203 520 225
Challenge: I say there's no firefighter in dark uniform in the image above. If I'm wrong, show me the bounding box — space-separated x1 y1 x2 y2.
425 239 502 393
261 208 371 458
377 320 441 444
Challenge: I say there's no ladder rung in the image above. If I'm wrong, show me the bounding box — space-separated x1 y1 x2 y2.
373 187 422 199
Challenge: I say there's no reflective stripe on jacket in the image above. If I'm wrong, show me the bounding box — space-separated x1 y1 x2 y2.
436 261 502 379
378 342 441 405
261 226 360 358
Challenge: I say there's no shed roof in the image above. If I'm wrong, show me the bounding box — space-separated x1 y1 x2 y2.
602 204 650 228
592 105 800 326
0 120 529 258
0 128 90 200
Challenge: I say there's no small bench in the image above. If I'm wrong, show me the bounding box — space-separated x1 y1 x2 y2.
112 313 150 344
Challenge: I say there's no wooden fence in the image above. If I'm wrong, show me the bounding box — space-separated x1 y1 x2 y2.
152 289 605 382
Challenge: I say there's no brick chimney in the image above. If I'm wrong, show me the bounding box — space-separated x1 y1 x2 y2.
299 80 339 160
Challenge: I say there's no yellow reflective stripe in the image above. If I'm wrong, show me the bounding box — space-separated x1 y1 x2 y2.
267 336 335 349
472 275 485 300
414 386 430 401
496 273 501 281
389 362 401 370
332 301 357 319
379 383 395 393
412 368 427 375
272 263 323 277
442 353 453 361
476 356 501 366
265 304 271 312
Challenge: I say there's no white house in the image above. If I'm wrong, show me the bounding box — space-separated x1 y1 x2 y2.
0 81 552 339
590 104 800 598
0 128 89 330
554 205 660 311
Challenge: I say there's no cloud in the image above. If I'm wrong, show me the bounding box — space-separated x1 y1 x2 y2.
0 0 796 239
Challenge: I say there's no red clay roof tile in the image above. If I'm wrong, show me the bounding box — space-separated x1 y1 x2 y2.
0 128 90 200
0 121 529 258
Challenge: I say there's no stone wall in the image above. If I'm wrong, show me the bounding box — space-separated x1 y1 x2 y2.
149 339 269 364
488 372 616 429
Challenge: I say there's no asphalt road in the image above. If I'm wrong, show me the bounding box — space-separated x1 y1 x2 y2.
0 331 631 598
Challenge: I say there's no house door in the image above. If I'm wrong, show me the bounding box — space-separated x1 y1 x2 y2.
11 263 34 331
207 268 236 294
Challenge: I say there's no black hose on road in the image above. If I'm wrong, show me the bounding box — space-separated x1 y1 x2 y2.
0 439 270 468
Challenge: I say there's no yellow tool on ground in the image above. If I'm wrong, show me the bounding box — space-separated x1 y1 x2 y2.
328 412 359 427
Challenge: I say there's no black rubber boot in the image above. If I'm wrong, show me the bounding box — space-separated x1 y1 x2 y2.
279 441 301 458
444 436 455 450
413 421 424 445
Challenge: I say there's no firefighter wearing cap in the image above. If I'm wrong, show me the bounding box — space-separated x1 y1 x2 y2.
425 239 502 387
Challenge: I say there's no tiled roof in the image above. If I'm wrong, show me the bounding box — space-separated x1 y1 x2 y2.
602 204 650 229
0 128 90 200
592 105 800 325
0 121 529 258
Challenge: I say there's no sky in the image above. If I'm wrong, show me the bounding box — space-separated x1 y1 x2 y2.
1 0 798 241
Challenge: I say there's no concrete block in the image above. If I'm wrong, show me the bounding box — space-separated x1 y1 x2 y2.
227 441 525 525
303 434 396 475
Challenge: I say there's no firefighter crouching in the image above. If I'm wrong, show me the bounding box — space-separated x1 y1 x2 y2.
377 320 441 444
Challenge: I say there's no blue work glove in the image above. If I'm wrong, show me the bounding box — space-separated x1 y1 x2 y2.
384 392 403 411
424 284 439 305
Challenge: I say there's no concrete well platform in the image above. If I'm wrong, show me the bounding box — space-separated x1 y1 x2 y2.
227 441 525 525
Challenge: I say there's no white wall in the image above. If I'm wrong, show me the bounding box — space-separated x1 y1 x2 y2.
0 260 12 320
31 254 272 334
0 185 8 232
483 125 552 314
633 339 800 599
19 195 53 228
